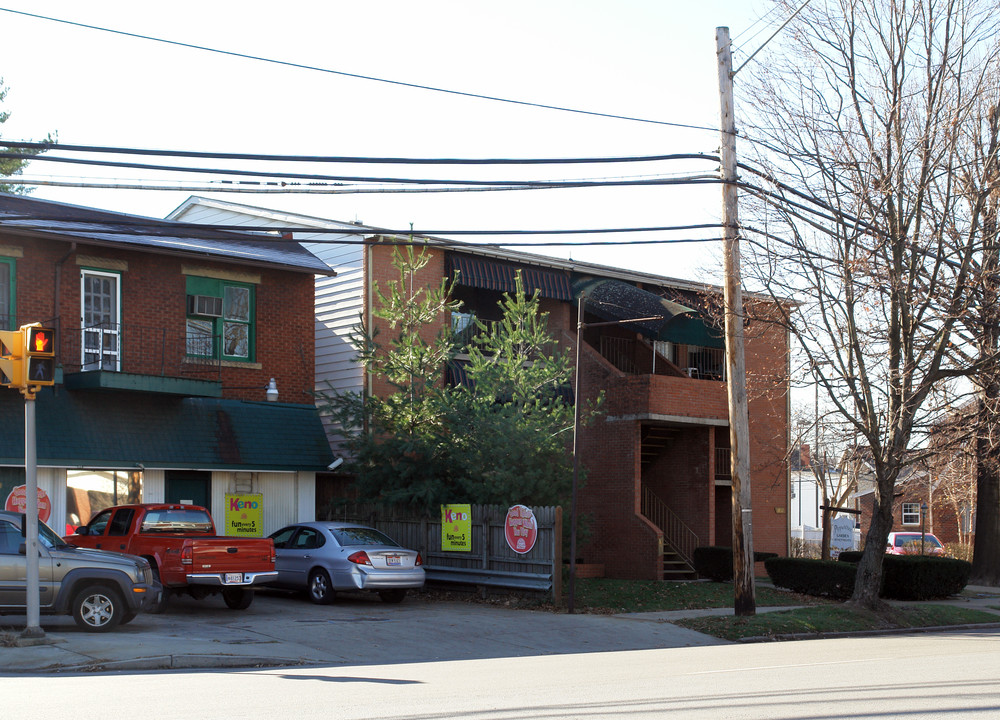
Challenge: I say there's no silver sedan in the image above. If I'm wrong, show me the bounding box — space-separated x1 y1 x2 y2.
267 522 425 604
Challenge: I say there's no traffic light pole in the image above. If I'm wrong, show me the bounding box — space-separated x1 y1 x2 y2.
22 391 43 638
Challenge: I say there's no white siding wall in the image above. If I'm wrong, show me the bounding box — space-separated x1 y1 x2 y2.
206 470 313 536
143 469 165 503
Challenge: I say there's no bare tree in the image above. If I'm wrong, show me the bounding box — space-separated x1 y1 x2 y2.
739 0 1000 607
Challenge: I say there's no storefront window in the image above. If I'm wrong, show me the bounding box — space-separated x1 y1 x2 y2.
66 469 142 533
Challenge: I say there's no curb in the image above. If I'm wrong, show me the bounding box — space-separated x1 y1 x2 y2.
736 620 1000 644
43 654 315 674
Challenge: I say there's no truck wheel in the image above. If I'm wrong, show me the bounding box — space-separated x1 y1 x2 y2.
72 585 125 632
378 589 407 604
308 569 335 605
222 587 254 610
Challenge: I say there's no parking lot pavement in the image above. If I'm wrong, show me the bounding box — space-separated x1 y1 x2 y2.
0 589 730 673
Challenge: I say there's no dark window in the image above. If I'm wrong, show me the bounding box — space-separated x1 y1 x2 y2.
0 521 21 555
108 509 135 536
293 528 323 550
87 508 114 536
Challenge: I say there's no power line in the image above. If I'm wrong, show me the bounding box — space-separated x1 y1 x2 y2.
0 7 718 132
0 150 723 188
0 141 721 167
0 214 723 238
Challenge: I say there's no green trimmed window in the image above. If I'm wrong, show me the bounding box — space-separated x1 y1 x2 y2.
185 277 255 361
0 257 14 330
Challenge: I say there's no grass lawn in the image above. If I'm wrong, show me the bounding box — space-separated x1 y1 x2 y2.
560 578 1000 641
424 577 1000 641
674 603 1000 641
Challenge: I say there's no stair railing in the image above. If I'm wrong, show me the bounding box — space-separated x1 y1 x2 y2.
641 485 699 567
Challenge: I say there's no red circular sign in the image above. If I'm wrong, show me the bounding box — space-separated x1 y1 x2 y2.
504 504 538 554
5 485 52 522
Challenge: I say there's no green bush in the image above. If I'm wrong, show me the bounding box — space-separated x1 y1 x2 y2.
837 551 864 563
693 546 780 582
881 555 971 600
764 557 856 599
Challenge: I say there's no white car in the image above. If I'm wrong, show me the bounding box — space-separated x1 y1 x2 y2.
268 522 425 604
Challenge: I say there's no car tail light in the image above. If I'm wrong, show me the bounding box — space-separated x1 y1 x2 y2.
348 551 372 566
181 546 193 566
415 553 423 566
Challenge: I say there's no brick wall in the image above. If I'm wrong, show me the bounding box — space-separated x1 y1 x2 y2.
1 234 315 402
358 244 792 579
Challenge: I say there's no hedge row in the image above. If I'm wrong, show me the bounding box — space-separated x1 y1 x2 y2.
692 546 779 582
762 555 971 600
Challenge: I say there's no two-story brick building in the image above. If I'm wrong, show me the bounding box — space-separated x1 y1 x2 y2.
0 193 333 535
170 196 792 579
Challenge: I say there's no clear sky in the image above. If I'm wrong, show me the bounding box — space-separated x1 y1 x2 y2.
0 1 772 281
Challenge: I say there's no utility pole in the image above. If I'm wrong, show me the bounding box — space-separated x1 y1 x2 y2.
717 26 755 616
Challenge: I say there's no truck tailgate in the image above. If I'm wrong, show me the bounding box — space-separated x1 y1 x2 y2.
189 539 274 572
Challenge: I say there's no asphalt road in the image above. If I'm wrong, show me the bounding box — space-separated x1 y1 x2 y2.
4 627 1000 719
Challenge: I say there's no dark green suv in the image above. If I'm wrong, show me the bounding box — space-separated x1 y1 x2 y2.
0 510 161 632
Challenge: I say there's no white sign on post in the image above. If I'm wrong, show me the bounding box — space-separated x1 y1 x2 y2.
830 515 856 552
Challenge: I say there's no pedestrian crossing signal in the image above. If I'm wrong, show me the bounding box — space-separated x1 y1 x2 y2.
23 325 55 387
0 324 56 389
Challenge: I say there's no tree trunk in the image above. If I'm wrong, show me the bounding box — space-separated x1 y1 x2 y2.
851 482 894 608
972 390 1000 586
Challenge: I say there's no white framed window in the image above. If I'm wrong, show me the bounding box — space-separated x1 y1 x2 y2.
901 502 921 525
81 269 121 371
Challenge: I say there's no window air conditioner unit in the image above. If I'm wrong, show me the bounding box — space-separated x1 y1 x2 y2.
187 294 223 317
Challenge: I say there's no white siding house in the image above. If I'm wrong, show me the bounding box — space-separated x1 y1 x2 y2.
168 197 365 455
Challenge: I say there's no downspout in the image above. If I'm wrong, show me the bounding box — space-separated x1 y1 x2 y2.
54 242 77 367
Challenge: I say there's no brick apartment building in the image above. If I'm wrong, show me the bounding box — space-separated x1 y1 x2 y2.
0 193 332 535
170 197 792 580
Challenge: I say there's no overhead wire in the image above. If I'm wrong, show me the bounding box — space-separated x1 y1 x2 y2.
0 7 718 133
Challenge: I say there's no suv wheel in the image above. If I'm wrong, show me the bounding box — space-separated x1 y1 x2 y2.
72 585 124 632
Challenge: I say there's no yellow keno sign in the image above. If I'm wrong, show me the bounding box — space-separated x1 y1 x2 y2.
441 504 472 552
225 493 264 537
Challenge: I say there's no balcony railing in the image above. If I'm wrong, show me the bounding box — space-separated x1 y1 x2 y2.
57 322 222 380
594 335 724 381
715 446 732 479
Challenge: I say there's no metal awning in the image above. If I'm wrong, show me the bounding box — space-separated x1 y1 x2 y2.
573 277 723 347
0 389 333 471
447 253 572 301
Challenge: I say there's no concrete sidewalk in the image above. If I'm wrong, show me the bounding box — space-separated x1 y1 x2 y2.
1 589 731 674
3 586 998 674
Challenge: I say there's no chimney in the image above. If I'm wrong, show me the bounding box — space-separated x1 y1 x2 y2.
800 443 811 469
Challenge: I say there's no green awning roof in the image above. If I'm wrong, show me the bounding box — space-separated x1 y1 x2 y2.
0 389 333 471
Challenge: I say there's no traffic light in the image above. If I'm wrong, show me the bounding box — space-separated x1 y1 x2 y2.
0 329 25 387
23 325 55 387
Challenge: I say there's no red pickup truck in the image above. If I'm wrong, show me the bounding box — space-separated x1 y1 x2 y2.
65 503 277 611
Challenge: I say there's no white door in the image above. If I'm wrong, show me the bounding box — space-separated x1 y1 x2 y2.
81 270 120 371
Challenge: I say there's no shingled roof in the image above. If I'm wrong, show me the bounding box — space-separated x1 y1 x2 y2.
0 193 333 275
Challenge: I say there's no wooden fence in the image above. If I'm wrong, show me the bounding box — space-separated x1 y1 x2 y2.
327 503 563 603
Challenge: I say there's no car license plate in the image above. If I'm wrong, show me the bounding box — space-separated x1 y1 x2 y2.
386 555 401 566
225 572 244 584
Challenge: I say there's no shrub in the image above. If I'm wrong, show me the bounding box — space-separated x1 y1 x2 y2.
693 546 780 582
881 555 971 600
837 551 864 563
764 557 856 599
